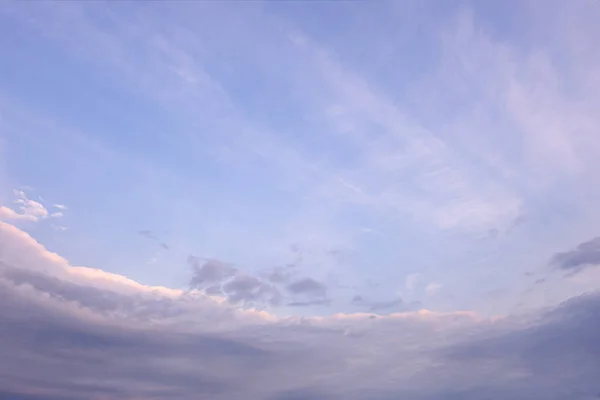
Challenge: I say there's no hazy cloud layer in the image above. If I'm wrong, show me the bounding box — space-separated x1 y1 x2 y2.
1 220 600 399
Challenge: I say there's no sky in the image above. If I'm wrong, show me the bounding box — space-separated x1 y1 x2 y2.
1 0 600 398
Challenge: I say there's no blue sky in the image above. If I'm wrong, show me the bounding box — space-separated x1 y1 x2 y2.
1 1 600 398
2 0 600 316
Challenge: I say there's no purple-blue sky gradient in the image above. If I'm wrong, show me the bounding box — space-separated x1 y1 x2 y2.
1 1 600 398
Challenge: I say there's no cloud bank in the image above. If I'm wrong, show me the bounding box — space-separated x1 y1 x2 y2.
1 220 599 399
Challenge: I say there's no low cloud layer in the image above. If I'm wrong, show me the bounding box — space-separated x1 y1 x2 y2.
1 220 600 399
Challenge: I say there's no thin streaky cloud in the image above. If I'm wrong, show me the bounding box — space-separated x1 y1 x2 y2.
1 1 600 398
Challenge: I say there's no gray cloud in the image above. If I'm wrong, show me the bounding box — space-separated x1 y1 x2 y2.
188 257 237 288
0 278 269 399
265 267 294 284
3 248 600 399
286 278 327 298
188 256 331 309
550 236 600 273
285 278 329 307
223 275 282 307
434 293 600 400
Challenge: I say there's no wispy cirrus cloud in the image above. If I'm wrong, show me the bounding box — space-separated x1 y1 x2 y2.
2 0 600 316
2 3 600 398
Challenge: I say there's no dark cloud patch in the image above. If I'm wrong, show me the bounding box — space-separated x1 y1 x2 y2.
189 257 237 288
223 275 282 306
285 278 328 307
287 278 327 298
266 267 294 284
438 293 600 399
351 294 365 304
550 237 600 272
188 258 331 309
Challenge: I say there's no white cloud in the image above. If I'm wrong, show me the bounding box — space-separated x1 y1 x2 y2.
0 189 48 222
0 190 65 222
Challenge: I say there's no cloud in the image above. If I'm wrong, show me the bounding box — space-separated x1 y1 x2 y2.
286 278 327 297
188 257 237 288
223 275 282 307
53 204 68 211
0 190 48 222
550 237 600 273
0 190 65 223
285 278 329 307
266 268 293 284
2 1 600 397
1 221 600 399
189 257 328 309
